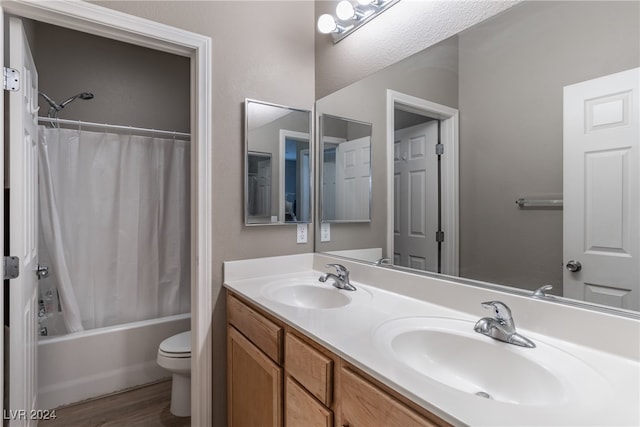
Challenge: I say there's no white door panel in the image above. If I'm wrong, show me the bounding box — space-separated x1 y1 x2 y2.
563 67 639 310
8 17 40 424
335 136 371 221
394 122 438 271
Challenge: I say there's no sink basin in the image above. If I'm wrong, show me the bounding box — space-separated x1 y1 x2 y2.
262 278 371 309
374 317 610 406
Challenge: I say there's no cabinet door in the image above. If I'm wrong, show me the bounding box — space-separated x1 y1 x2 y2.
340 367 439 427
228 326 283 427
285 332 333 406
285 376 333 427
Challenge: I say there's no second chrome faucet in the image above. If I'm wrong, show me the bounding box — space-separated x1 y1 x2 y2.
319 263 357 291
473 301 536 348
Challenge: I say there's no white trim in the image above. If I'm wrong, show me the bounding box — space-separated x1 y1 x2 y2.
386 90 459 276
0 7 4 422
0 1 213 425
279 129 310 222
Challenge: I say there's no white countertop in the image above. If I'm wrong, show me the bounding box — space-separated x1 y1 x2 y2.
224 254 640 427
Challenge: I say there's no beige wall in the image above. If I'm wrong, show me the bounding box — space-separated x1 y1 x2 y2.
93 2 315 426
457 1 640 290
33 22 190 132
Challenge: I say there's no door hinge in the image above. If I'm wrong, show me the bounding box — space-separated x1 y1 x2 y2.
3 67 19 91
3 256 20 280
436 231 445 242
435 143 444 156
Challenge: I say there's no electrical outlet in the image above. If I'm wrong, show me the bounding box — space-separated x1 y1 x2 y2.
320 223 330 242
296 224 307 244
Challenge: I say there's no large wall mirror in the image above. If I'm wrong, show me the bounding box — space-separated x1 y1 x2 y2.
320 114 372 223
245 99 312 225
315 1 639 315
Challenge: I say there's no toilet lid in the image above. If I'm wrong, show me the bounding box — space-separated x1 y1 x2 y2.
160 331 191 354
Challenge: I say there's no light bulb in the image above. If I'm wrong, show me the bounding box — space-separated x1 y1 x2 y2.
317 14 337 34
336 1 356 20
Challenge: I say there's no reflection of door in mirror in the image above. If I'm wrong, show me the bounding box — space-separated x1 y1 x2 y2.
322 138 343 221
394 119 439 272
563 68 639 311
388 92 459 276
247 152 272 222
320 114 373 223
279 130 310 222
335 136 371 221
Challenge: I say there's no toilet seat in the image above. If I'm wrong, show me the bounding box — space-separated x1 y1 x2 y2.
157 331 191 375
159 331 191 355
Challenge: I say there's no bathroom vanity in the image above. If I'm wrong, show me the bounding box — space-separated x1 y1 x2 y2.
224 254 640 427
227 291 447 427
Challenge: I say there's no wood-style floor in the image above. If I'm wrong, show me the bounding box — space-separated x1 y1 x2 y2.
39 380 190 427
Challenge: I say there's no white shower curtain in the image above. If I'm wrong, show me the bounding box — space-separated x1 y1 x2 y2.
38 127 190 331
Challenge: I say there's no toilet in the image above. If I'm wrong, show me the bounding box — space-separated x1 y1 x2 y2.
157 331 191 417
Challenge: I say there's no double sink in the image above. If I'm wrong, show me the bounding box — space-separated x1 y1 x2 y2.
260 277 611 408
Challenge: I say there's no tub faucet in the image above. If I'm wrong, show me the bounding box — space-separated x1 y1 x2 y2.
319 264 356 291
473 301 535 348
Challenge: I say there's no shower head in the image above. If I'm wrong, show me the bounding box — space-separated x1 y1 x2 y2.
59 92 95 108
39 91 95 119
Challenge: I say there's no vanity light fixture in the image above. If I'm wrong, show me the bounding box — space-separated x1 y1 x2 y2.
318 0 401 43
317 13 350 35
336 0 366 21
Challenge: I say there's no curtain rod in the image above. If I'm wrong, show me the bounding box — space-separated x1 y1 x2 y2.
38 117 191 139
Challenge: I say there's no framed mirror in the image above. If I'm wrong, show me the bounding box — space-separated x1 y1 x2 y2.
245 99 312 225
320 114 372 223
314 1 640 315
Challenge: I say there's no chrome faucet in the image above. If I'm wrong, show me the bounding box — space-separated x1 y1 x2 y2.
473 301 535 348
373 257 391 266
319 264 356 291
532 284 553 299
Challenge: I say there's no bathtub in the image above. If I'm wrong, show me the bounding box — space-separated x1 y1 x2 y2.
37 313 190 410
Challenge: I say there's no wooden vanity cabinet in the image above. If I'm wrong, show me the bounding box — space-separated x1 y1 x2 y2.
227 293 284 427
339 365 447 427
228 327 282 426
284 331 336 427
226 290 450 427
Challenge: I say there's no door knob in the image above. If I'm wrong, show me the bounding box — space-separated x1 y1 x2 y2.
566 260 582 272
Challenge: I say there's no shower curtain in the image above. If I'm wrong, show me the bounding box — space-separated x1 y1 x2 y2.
38 127 190 332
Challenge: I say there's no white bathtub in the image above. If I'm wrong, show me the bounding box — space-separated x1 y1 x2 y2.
37 313 190 410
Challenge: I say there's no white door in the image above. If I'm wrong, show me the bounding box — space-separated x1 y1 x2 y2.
563 67 639 310
321 142 339 221
256 156 272 219
6 17 40 423
335 136 371 221
393 121 439 271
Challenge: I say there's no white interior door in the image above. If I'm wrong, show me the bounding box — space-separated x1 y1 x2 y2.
256 157 272 219
335 136 371 221
563 67 639 310
7 16 40 423
393 121 439 270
